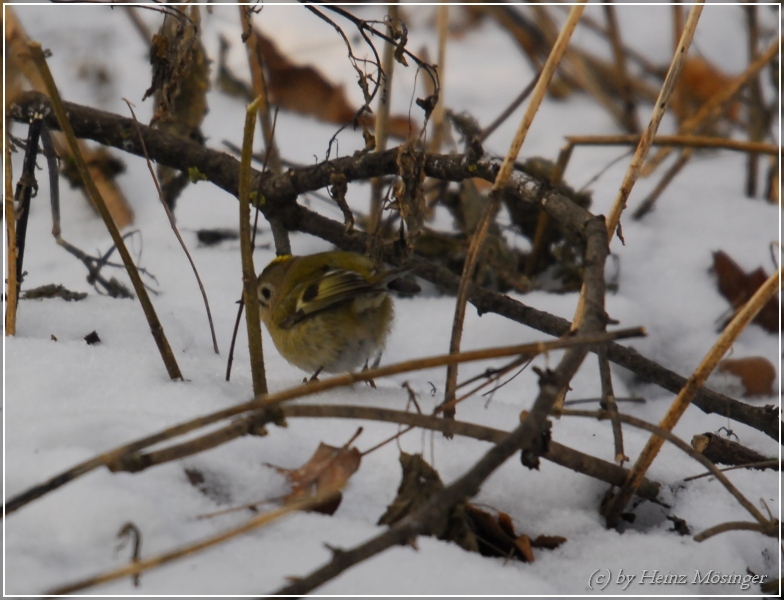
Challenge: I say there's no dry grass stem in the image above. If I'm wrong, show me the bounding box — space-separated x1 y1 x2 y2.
601 267 781 526
598 351 625 464
5 142 18 335
429 3 449 153
565 134 781 155
27 41 183 380
683 459 780 482
492 3 587 195
239 7 289 256
239 97 268 397
632 149 692 220
604 3 640 133
369 2 399 233
693 520 779 542
123 100 220 354
443 1 587 420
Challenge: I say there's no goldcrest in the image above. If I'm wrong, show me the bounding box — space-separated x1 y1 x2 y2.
256 251 410 375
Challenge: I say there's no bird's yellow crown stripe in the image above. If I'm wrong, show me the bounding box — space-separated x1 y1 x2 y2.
270 254 293 265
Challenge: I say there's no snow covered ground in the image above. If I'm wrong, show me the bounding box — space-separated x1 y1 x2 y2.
4 3 781 596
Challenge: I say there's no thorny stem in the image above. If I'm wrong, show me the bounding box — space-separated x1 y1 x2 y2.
8 93 777 441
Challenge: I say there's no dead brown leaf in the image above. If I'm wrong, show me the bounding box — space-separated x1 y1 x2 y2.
274 442 361 515
674 57 740 123
718 357 777 397
379 453 565 562
712 250 780 333
531 534 568 550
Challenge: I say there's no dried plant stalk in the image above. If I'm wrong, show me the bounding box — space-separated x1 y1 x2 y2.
632 149 692 220
604 2 640 133
27 41 183 380
369 1 399 233
239 6 290 256
565 134 780 155
4 142 18 335
105 402 660 504
602 267 781 526
429 3 449 153
442 1 587 421
239 97 268 397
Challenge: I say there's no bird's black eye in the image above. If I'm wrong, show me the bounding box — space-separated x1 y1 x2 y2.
258 284 273 305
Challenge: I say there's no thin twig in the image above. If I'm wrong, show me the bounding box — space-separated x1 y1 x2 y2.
368 2 399 234
693 520 779 543
598 350 625 464
12 115 42 299
116 522 143 587
479 73 539 143
743 5 766 199
683 459 780 482
123 5 152 44
428 3 449 153
631 149 692 220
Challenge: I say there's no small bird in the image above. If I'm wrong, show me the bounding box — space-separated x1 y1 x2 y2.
256 251 412 376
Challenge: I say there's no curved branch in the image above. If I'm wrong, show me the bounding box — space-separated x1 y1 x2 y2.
8 91 778 441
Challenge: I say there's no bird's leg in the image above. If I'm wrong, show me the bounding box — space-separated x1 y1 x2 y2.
303 366 323 384
362 360 377 389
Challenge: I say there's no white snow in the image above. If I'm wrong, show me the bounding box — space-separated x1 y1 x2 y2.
4 3 781 596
